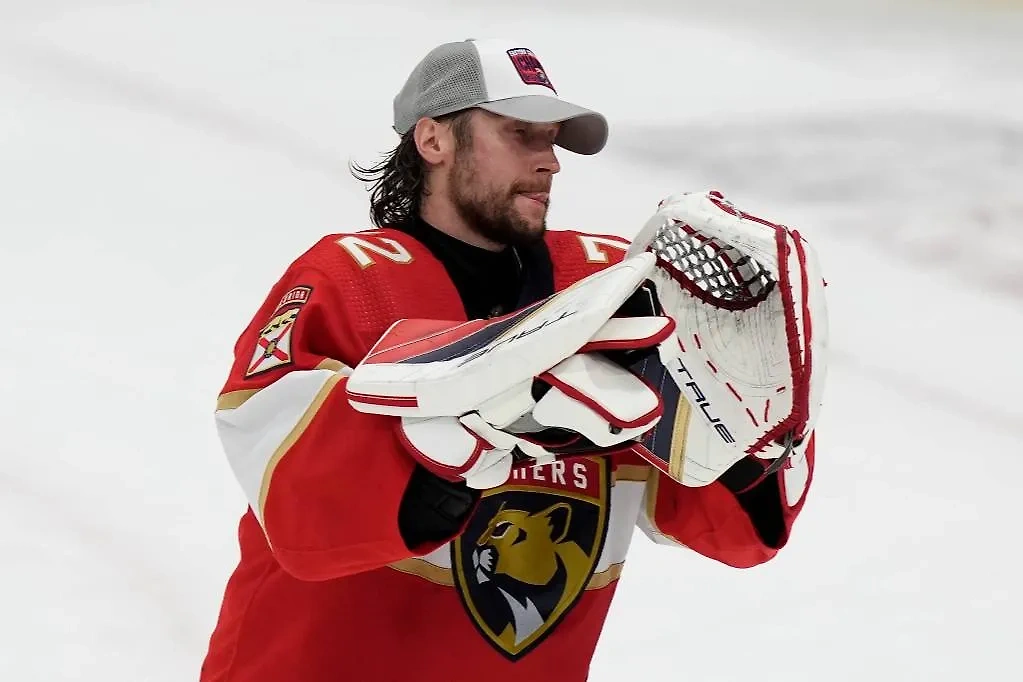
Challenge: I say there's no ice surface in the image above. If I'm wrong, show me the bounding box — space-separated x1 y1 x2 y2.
2 1 1021 680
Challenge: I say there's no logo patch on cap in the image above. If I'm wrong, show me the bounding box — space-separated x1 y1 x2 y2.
507 48 556 93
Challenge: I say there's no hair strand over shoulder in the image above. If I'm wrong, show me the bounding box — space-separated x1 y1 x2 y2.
350 111 473 228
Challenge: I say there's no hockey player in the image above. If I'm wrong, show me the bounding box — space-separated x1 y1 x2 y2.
200 38 826 682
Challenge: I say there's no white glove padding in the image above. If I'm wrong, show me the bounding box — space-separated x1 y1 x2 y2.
345 253 656 419
394 313 673 483
530 353 663 447
398 415 520 489
627 190 828 484
481 311 674 454
396 350 666 488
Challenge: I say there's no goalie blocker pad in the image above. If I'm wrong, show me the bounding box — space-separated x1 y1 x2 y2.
345 254 658 419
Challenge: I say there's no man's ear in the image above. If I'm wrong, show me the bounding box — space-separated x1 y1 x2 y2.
414 117 450 166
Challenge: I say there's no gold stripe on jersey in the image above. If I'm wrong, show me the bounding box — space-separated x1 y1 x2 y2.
387 558 626 590
639 395 692 546
316 358 351 374
389 558 455 586
643 471 687 547
256 373 346 519
216 359 351 411
587 563 624 590
614 464 650 482
217 389 260 411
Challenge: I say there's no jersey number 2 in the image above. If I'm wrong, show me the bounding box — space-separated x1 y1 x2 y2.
336 236 414 268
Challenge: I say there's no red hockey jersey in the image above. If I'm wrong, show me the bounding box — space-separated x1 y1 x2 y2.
201 227 815 682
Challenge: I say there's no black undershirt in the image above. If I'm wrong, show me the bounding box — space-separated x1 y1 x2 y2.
395 217 525 319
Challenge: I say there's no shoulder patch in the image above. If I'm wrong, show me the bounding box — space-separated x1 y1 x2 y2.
275 285 312 309
245 286 313 377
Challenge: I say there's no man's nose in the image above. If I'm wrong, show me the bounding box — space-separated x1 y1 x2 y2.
535 145 560 175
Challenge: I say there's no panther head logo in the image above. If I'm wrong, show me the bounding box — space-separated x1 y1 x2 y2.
472 502 592 647
452 458 610 659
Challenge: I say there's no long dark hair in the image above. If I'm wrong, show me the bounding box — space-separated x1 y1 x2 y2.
350 111 473 228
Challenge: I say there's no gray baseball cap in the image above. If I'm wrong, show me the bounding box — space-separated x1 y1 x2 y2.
393 38 609 155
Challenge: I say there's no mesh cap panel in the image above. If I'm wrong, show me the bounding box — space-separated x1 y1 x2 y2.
393 41 489 134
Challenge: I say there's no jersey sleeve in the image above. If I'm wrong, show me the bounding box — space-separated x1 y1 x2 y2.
213 262 471 581
637 435 816 568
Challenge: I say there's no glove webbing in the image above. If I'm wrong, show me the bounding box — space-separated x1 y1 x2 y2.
650 219 774 308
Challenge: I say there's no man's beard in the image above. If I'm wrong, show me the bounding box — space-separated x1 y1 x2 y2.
449 154 549 248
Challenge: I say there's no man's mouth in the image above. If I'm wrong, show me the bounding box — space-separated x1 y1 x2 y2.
518 192 549 207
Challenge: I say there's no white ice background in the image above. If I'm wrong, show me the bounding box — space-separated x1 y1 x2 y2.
2 1 1022 680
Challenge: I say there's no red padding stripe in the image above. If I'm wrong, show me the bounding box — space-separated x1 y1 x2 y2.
345 391 419 408
540 372 664 429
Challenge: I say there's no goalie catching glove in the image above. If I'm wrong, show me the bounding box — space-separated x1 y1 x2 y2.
626 190 828 487
345 256 673 488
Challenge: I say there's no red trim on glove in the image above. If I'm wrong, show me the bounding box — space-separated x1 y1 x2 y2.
791 231 814 438
539 371 664 430
746 223 811 456
578 317 676 353
346 392 419 409
395 421 490 482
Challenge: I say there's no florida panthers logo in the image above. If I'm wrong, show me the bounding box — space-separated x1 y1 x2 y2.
452 457 609 659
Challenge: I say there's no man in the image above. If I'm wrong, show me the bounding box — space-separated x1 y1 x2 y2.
201 38 823 682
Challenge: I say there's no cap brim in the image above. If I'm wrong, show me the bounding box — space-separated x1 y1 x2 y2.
477 96 608 155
